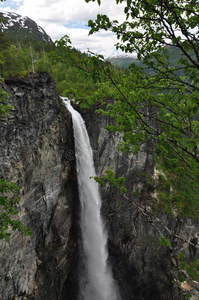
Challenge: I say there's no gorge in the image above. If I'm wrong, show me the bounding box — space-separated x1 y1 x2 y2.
0 72 199 300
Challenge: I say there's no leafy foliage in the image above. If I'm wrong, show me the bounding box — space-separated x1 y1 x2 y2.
79 0 199 216
0 0 198 227
154 165 199 217
158 235 172 248
0 39 54 76
91 167 127 194
0 90 31 241
0 86 13 116
178 252 199 283
0 37 31 240
51 28 199 216
0 179 31 241
0 34 101 100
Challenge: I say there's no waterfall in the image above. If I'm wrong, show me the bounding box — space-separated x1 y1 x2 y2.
63 98 120 300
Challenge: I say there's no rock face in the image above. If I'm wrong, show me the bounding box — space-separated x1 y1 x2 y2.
79 106 199 300
0 73 79 300
0 73 198 300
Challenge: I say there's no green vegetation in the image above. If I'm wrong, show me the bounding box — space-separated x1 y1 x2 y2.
0 22 32 240
0 1 198 296
1 3 198 218
158 235 172 248
81 0 199 218
0 179 31 241
107 46 196 70
107 55 137 68
0 35 98 99
155 165 199 218
0 40 54 76
178 252 199 283
0 87 13 116
91 167 127 194
0 78 31 241
0 0 199 235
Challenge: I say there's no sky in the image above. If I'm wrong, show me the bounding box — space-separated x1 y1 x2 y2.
0 0 127 57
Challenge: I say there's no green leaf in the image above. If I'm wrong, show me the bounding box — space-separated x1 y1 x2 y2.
158 235 172 248
0 179 31 241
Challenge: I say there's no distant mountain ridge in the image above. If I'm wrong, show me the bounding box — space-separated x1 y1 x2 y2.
0 11 52 43
107 54 138 68
107 47 195 70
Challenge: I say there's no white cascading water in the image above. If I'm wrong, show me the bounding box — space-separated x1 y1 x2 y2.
63 98 120 300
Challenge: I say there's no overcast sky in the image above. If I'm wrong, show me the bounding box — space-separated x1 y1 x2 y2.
0 0 126 57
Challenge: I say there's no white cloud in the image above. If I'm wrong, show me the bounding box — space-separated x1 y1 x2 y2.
0 6 15 12
1 0 126 57
11 0 23 3
43 23 121 57
66 28 121 57
17 0 125 24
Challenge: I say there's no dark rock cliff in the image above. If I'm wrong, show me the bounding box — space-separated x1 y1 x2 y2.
0 73 198 300
79 107 199 300
0 73 79 300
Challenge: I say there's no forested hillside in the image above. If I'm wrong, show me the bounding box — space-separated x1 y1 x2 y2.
107 47 196 72
0 30 106 100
